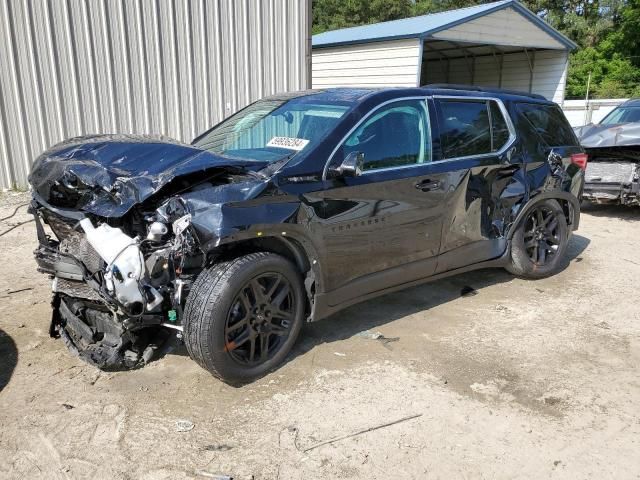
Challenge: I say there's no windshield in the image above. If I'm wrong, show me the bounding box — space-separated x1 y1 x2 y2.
600 105 640 125
193 98 350 162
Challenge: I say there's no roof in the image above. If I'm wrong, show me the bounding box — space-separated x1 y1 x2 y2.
268 87 554 106
424 84 546 100
312 0 576 50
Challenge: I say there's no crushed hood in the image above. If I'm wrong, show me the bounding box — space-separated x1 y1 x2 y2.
575 123 640 148
29 134 268 217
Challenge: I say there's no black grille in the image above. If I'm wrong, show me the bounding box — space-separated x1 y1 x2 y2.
42 211 104 274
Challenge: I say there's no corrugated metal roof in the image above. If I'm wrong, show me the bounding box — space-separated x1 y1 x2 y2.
312 0 576 50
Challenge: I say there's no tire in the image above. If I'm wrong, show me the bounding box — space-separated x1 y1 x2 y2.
506 199 569 279
183 252 305 385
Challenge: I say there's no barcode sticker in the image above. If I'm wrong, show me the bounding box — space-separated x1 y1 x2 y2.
266 136 309 151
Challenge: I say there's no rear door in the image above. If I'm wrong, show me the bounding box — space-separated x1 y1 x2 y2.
431 96 525 273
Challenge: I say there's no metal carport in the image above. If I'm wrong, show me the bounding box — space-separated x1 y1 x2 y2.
312 0 576 103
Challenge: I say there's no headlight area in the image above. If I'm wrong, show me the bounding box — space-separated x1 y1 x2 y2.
32 197 203 371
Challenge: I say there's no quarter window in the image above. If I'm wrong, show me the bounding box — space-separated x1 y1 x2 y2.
515 103 579 147
437 99 512 159
341 99 431 171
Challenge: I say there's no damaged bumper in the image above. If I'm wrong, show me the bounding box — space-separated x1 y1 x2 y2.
582 149 640 205
52 295 168 370
30 199 190 370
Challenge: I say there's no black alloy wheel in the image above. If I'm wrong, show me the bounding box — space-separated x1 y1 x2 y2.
507 199 569 279
183 252 305 385
522 205 561 266
224 273 295 366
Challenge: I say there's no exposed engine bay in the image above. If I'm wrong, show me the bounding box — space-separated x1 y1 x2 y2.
28 134 274 370
32 192 205 369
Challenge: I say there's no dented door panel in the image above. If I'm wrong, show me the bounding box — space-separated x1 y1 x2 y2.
435 157 527 272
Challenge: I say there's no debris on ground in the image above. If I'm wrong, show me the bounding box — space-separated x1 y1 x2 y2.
202 444 233 452
195 472 234 480
303 413 423 452
333 352 346 357
355 330 400 350
175 419 195 432
6 287 33 295
460 286 478 297
594 321 611 330
61 403 74 410
355 330 384 340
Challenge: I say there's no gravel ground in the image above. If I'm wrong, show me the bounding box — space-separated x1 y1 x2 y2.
0 191 639 479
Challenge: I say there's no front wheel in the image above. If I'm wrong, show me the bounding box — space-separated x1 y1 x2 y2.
183 252 305 385
506 199 569 279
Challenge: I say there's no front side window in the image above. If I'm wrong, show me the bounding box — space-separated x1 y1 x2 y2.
437 99 512 159
194 98 350 163
341 99 431 172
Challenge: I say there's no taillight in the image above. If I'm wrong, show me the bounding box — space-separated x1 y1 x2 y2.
571 153 588 170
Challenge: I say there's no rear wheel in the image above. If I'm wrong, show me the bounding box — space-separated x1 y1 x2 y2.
507 199 569 279
183 252 305 385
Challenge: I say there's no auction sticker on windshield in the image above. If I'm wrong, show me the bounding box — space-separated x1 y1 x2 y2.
266 136 310 151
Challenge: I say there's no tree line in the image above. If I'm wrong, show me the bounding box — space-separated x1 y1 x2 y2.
312 0 640 99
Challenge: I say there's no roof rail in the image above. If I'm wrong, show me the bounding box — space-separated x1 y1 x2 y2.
423 84 547 101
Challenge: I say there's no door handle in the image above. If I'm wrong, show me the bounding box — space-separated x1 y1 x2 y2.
415 179 441 192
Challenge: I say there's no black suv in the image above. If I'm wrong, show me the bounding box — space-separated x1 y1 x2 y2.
29 86 585 384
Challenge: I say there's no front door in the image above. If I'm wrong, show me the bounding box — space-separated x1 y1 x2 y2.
306 98 448 306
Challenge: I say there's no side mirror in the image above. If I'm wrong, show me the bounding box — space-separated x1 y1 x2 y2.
331 151 364 178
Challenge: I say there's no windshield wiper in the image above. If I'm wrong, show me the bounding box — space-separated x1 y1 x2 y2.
255 152 298 179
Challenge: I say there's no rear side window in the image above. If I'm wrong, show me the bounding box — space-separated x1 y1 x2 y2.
436 99 512 159
515 103 578 147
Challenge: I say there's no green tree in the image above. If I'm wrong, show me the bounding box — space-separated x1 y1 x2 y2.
312 0 418 34
312 0 640 99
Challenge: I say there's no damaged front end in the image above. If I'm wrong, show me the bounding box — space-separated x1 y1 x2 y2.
31 195 200 370
28 134 268 370
576 123 640 206
582 147 640 206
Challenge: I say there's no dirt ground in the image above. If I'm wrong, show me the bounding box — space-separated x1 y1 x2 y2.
0 190 639 480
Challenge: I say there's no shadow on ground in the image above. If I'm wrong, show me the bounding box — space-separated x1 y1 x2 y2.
156 234 591 375
291 234 590 360
0 328 18 392
581 202 640 221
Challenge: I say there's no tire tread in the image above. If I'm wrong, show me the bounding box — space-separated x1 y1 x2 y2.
182 252 302 383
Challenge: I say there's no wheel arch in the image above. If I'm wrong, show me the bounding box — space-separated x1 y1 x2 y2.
211 234 322 321
508 191 580 240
